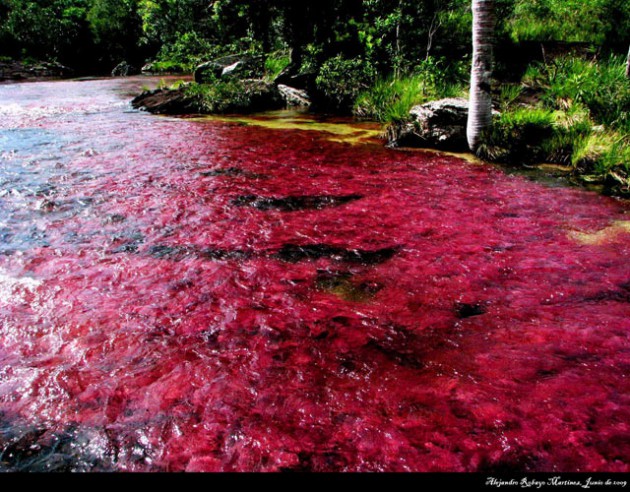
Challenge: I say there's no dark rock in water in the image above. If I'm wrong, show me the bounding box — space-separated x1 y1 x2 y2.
199 167 246 177
111 61 139 77
0 424 113 472
148 244 196 260
455 302 487 318
278 84 311 107
387 98 497 152
199 167 267 179
0 60 73 82
194 54 264 83
140 62 185 74
200 248 252 261
232 194 362 211
147 244 251 262
109 232 145 254
131 87 199 115
275 244 399 265
132 80 284 115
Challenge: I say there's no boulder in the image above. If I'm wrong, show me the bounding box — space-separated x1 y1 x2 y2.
111 61 139 77
131 87 199 115
277 84 311 107
194 54 264 83
131 80 285 115
273 69 316 91
194 60 225 82
0 60 73 82
232 80 284 112
389 98 471 151
221 61 242 78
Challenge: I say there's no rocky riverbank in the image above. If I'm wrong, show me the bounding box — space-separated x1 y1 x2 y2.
0 60 73 83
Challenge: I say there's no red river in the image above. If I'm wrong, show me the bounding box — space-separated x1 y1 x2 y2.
0 77 628 472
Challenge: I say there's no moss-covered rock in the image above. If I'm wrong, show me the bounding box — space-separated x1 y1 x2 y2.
131 79 284 115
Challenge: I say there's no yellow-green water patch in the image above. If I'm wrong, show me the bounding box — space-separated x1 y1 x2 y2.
184 111 383 145
315 271 382 302
568 220 630 245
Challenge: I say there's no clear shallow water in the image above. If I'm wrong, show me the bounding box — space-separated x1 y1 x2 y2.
0 77 628 472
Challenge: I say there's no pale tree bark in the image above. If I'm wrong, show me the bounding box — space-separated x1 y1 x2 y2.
466 0 496 153
626 45 630 79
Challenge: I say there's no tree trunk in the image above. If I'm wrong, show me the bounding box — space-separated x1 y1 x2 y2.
466 0 496 153
626 45 630 79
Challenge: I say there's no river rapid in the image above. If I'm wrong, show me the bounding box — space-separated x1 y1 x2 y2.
0 77 628 472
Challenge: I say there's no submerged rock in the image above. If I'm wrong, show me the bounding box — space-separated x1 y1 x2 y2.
388 98 472 151
0 424 114 472
455 302 487 318
274 244 399 265
315 269 383 302
232 194 362 211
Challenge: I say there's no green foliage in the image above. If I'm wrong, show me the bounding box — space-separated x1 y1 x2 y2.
477 108 556 163
481 56 629 191
142 60 187 73
0 0 93 63
354 76 426 123
153 31 215 71
264 51 290 80
87 0 142 60
531 56 630 132
498 84 523 111
137 0 214 45
315 56 377 110
572 131 630 174
507 0 611 43
354 58 467 123
182 80 280 114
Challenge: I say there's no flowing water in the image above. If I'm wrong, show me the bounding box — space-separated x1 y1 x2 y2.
0 77 628 472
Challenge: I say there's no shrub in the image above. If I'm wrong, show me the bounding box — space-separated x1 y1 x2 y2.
477 107 556 163
153 31 215 72
264 51 290 81
315 56 377 111
182 79 281 114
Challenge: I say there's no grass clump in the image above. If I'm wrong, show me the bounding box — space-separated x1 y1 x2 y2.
477 107 556 163
354 57 467 123
525 56 630 132
505 0 614 44
484 55 630 194
354 76 429 123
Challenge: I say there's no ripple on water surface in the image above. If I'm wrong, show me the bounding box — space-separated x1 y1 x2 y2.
0 78 628 472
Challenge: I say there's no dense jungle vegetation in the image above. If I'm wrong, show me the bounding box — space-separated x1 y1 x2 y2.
1 0 629 192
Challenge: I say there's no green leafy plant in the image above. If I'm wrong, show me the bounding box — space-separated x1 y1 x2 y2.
315 56 377 111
